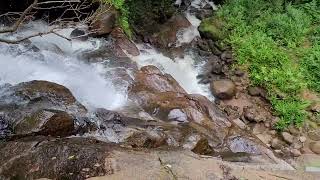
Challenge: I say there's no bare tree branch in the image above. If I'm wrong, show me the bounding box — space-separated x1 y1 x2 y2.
0 0 39 33
0 0 102 43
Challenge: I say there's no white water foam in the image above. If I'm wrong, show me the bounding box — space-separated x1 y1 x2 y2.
0 22 126 110
132 45 213 99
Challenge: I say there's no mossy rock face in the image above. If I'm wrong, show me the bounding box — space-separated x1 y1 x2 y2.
198 17 225 41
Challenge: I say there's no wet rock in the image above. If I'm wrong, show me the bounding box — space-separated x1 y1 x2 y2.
70 28 88 41
12 80 80 106
91 5 118 36
243 106 265 123
210 80 236 100
130 66 280 160
110 27 140 56
130 65 186 94
14 109 75 137
150 14 191 48
207 55 224 74
0 115 12 138
281 132 294 144
192 138 214 155
0 81 87 138
198 17 225 41
38 111 75 137
310 142 320 154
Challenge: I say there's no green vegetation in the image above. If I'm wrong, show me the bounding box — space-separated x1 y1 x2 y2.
100 0 175 37
101 0 131 37
125 0 175 36
217 0 320 130
198 17 225 41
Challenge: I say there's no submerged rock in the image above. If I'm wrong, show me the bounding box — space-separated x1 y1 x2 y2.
70 29 88 41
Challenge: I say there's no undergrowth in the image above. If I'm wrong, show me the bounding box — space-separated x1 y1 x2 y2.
217 0 320 130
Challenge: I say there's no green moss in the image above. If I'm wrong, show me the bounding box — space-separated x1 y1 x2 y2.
198 17 225 41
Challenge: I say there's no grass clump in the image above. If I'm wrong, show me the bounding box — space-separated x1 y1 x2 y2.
217 0 320 130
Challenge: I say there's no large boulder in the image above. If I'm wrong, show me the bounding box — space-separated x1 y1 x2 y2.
110 27 140 56
210 79 236 100
90 5 119 36
150 14 192 48
129 66 284 161
0 81 87 138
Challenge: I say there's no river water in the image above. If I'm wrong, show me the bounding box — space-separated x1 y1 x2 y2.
0 0 215 111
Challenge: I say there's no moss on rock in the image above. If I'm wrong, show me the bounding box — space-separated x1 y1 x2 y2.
198 17 225 41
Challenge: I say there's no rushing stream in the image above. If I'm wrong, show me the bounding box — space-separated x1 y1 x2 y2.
0 0 216 111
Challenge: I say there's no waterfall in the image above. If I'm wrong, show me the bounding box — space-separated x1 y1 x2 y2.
0 22 126 110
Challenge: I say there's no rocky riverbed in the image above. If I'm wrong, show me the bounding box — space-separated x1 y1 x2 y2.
0 0 320 179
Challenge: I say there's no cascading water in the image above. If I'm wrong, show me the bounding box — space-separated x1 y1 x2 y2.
132 45 213 99
0 0 216 111
133 0 216 99
0 22 126 110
